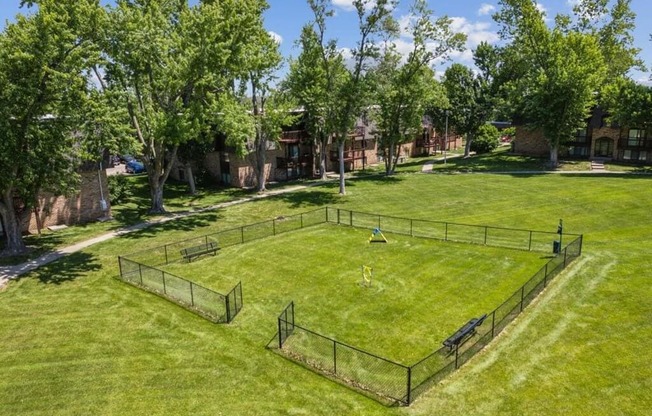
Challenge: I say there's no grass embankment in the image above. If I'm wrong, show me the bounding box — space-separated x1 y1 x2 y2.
1 166 651 415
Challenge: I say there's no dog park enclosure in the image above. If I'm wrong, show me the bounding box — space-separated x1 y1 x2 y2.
116 207 582 405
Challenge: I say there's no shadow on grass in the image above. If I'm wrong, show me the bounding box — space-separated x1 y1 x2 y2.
25 252 101 285
120 211 222 240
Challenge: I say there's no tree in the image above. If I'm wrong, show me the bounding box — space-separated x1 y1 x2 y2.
303 0 396 195
471 124 501 154
373 0 465 175
236 12 297 192
100 0 265 213
0 0 101 256
494 0 607 167
603 78 652 129
284 25 347 180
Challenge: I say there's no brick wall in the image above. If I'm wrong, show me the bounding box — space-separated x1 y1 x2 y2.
26 170 111 233
513 126 549 156
591 126 620 159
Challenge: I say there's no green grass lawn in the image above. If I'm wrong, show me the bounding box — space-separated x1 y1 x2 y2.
159 225 546 363
1 172 651 415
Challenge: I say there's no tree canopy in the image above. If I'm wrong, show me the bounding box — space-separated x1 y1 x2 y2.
0 0 103 255
372 0 464 175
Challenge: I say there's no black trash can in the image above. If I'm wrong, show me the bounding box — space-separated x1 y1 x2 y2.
553 240 561 254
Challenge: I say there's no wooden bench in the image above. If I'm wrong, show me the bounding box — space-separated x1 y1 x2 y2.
443 314 487 351
180 242 219 262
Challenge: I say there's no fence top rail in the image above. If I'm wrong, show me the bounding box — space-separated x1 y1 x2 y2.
329 207 582 237
123 207 328 259
279 318 409 369
119 257 229 298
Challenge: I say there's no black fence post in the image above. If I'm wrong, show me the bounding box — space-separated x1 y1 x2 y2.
520 286 525 312
164 245 169 264
225 293 231 323
278 318 283 349
205 235 209 246
528 231 533 251
445 223 448 241
491 310 496 338
406 367 412 405
484 226 488 245
579 235 583 255
349 210 352 226
455 343 459 369
378 215 381 229
162 272 166 294
118 256 124 278
337 209 341 224
138 264 143 285
410 219 413 237
273 219 276 236
333 341 337 374
300 213 303 228
238 281 244 309
563 247 568 267
241 226 244 243
190 282 194 306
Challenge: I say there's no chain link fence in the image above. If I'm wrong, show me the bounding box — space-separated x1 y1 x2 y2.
325 207 578 253
275 211 583 405
117 256 242 323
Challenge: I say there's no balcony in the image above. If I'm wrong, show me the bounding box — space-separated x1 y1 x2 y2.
280 130 309 143
618 137 652 149
330 149 366 162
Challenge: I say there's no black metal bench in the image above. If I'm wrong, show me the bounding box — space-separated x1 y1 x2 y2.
180 242 219 262
443 314 487 351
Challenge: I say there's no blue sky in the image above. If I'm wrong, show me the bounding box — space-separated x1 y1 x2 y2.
2 1 650 83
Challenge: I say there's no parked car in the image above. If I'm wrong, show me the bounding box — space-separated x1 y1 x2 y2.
125 159 146 174
119 154 136 164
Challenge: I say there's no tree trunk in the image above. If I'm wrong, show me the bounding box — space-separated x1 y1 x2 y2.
0 189 28 256
549 143 559 169
149 178 165 214
319 134 328 180
256 143 267 193
338 140 346 195
464 133 473 158
185 165 196 195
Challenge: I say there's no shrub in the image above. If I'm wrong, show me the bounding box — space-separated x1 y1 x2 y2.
471 124 501 154
108 174 132 205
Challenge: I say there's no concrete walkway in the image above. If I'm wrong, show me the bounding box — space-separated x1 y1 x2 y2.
0 183 315 288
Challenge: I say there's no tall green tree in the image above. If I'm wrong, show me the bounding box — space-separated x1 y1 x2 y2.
284 25 347 180
235 12 297 192
303 0 396 195
494 0 607 167
0 0 102 256
373 0 465 175
433 43 499 159
100 0 265 213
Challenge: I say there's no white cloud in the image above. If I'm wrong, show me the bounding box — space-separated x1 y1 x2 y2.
332 0 376 12
635 76 652 86
478 3 495 16
535 2 547 16
268 31 283 45
449 17 499 48
566 0 580 7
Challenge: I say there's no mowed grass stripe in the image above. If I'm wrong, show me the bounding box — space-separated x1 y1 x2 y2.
1 172 650 415
160 224 547 362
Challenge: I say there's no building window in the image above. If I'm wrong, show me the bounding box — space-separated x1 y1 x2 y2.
623 150 647 161
628 129 645 147
568 146 588 157
575 128 588 143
